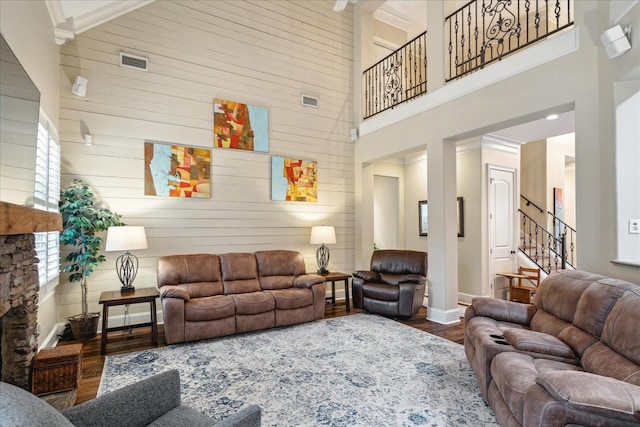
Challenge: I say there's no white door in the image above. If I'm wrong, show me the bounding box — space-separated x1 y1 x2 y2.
488 166 517 299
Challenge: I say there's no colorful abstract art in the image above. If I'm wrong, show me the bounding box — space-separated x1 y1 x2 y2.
213 99 268 152
144 141 211 198
271 156 318 202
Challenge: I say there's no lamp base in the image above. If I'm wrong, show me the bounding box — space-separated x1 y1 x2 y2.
120 286 135 294
317 268 330 275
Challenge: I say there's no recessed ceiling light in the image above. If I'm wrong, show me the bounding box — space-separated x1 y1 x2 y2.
546 114 559 120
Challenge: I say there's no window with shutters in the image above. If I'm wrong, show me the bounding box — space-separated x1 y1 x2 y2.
34 110 60 297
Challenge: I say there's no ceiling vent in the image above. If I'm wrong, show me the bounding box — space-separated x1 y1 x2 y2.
120 52 148 71
301 95 319 108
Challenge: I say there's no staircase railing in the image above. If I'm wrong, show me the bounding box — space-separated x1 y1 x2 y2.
520 194 543 213
445 0 574 82
548 211 576 266
362 31 428 119
518 208 574 273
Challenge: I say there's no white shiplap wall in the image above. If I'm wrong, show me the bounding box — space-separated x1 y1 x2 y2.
56 0 355 320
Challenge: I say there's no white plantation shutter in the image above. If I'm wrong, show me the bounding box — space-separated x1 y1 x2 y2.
34 110 60 295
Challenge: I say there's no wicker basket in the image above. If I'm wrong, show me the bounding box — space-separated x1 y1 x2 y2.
31 344 82 396
68 312 100 341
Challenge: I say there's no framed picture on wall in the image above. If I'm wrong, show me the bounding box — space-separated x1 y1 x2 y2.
419 200 428 236
418 198 464 237
457 197 464 237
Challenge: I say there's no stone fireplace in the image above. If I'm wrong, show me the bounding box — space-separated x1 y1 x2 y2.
0 201 62 390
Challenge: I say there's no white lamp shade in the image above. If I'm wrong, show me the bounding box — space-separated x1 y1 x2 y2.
310 226 336 245
105 226 148 251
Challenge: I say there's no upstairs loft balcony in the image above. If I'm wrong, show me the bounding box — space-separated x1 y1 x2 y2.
363 0 574 120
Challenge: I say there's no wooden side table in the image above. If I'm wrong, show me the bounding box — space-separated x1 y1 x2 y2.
320 272 351 312
98 287 159 355
496 272 528 302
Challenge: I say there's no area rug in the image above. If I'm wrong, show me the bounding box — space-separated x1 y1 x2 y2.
99 313 497 426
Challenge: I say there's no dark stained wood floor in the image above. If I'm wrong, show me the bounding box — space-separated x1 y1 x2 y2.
61 304 464 405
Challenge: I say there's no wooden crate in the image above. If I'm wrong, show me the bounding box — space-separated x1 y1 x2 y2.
31 344 82 396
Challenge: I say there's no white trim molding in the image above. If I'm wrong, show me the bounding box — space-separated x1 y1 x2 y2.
426 307 461 325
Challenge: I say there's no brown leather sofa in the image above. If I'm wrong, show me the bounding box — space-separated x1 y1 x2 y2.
464 269 640 427
352 249 428 318
157 250 326 344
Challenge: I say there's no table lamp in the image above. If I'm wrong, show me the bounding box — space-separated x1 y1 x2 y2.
310 225 336 274
105 226 148 292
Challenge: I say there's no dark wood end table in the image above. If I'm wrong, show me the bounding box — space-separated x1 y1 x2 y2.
320 272 351 312
98 287 159 355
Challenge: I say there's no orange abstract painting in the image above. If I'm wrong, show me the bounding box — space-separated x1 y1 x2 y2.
271 156 317 202
144 141 211 198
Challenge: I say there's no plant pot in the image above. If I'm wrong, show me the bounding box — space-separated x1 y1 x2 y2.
68 313 100 341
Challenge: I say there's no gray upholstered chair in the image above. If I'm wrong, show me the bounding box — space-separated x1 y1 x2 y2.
352 249 428 318
0 369 261 427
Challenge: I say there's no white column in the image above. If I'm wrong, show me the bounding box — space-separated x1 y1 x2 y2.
426 138 460 324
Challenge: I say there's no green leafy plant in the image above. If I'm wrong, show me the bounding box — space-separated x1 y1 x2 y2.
59 179 122 320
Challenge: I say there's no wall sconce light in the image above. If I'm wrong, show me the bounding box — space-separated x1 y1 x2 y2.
601 25 632 59
71 76 88 97
310 225 336 274
84 134 92 145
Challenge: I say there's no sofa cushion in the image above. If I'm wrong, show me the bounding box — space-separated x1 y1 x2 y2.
255 250 306 290
601 288 640 366
490 352 539 425
534 270 604 324
157 255 223 298
1 381 74 426
536 371 640 423
573 279 636 339
267 288 313 310
370 249 427 276
185 296 235 321
490 352 582 425
530 308 572 338
581 341 640 386
363 283 399 301
232 292 275 315
220 253 261 294
503 328 577 361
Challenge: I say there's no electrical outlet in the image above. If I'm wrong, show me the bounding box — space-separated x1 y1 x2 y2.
630 219 640 234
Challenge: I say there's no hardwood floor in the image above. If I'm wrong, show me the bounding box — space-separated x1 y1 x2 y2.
60 304 464 405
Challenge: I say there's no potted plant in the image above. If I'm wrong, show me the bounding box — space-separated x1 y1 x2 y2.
59 179 122 340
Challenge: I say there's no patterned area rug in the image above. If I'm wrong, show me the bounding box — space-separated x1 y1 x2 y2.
100 313 497 426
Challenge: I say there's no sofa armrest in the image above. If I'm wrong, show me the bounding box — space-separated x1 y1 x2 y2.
215 404 262 427
536 371 640 423
160 285 190 301
62 369 182 426
399 274 426 284
294 274 325 289
352 270 380 281
470 296 536 325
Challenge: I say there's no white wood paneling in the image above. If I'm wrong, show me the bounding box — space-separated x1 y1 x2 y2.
57 0 355 320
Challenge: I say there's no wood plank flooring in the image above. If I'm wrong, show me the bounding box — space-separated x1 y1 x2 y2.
60 304 464 405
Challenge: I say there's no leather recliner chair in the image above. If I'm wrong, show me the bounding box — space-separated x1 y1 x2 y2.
352 249 428 318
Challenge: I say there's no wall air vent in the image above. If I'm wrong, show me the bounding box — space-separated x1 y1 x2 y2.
301 95 319 108
120 52 148 71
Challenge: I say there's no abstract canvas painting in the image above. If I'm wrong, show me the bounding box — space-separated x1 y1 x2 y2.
144 141 211 198
213 98 268 152
271 156 318 202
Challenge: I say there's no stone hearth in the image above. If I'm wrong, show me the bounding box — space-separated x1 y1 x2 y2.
0 201 62 391
0 233 39 390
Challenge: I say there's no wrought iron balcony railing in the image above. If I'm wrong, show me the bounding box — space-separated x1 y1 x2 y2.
445 0 574 82
362 31 427 119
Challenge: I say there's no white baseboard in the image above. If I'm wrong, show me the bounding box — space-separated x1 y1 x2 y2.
39 322 66 350
426 307 461 325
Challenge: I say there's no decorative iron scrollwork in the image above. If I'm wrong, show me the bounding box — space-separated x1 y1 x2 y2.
383 59 403 106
